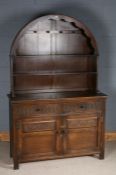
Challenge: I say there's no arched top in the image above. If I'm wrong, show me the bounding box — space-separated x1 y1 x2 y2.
10 14 98 56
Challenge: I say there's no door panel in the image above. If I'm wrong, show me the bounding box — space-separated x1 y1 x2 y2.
16 116 62 161
22 132 56 155
67 127 98 152
64 116 100 154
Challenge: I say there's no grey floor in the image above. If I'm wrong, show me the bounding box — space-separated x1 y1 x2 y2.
0 141 116 175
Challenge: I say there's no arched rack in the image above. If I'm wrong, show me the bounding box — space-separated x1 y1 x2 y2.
10 14 99 97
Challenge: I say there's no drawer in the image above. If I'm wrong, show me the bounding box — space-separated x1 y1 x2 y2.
12 100 102 118
13 102 61 118
62 101 101 115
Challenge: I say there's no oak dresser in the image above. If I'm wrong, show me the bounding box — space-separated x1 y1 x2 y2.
9 14 107 169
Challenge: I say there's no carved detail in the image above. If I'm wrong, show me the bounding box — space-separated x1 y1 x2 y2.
23 122 56 132
68 119 97 128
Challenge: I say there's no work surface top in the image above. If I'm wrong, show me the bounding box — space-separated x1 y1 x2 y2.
9 91 107 102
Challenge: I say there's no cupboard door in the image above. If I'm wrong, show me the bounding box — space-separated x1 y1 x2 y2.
15 116 62 162
64 115 101 155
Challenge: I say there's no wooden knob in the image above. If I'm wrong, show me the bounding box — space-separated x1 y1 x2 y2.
35 108 40 111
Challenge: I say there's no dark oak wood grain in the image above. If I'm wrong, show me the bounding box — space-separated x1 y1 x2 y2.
9 14 107 169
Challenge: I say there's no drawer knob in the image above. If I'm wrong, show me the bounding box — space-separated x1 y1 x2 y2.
35 108 40 112
80 105 85 109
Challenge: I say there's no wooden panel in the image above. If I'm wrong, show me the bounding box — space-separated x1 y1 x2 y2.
17 33 51 55
14 55 96 73
67 127 98 152
50 74 96 90
17 33 38 55
16 31 93 56
38 33 51 55
53 55 96 73
14 73 96 92
21 132 56 156
56 34 92 54
14 56 53 73
14 75 52 90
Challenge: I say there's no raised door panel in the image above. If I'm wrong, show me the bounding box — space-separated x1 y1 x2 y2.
21 131 56 159
67 127 98 152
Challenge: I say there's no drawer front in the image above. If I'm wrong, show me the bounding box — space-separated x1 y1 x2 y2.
13 102 61 118
62 101 102 116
